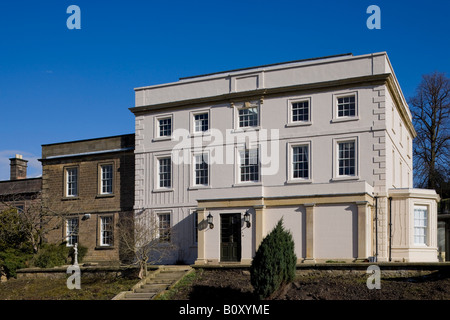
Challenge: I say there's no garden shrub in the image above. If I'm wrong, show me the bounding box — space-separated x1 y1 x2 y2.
250 218 297 299
0 248 32 278
32 243 70 268
0 208 34 278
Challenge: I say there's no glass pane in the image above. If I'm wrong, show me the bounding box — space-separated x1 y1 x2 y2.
338 142 355 176
292 101 309 122
293 145 309 179
159 118 172 136
159 158 171 188
240 149 259 182
337 96 356 117
194 113 209 132
239 107 258 127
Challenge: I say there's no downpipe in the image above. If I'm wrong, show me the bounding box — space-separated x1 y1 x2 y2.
389 197 392 262
375 196 378 262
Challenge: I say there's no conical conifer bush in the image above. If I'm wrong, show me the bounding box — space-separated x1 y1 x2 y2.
250 218 297 299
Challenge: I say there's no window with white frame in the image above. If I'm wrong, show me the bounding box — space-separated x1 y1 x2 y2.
66 217 78 246
414 205 428 245
292 145 310 180
158 213 171 242
157 116 172 137
337 141 356 177
194 153 209 186
100 164 113 194
158 157 172 188
292 100 310 122
239 148 259 182
100 216 113 246
238 106 258 128
66 167 78 197
193 112 209 133
337 95 356 118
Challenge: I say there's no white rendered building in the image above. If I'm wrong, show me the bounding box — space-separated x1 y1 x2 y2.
130 52 440 264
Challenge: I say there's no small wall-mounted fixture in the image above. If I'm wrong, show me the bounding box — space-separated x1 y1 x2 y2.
207 213 214 229
82 213 91 221
244 211 251 228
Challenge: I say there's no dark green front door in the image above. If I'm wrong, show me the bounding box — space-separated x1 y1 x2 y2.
220 213 241 262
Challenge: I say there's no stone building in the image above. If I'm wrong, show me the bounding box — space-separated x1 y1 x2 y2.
0 154 42 214
130 52 440 264
39 134 135 265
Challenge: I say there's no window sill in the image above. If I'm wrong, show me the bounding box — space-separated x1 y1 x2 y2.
96 193 115 199
188 185 211 190
331 117 359 123
231 127 261 133
62 196 80 201
152 188 174 193
189 132 211 138
285 121 312 128
95 246 115 250
413 244 429 248
152 136 172 142
232 182 262 187
285 179 312 185
330 176 360 182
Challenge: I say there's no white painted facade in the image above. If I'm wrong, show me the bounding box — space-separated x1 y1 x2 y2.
130 52 440 264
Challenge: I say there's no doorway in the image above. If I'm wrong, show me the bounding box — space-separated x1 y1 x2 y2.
220 213 242 262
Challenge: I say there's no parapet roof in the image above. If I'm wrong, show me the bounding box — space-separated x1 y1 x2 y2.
179 53 353 81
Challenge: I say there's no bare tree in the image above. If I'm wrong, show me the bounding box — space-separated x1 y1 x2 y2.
118 209 177 279
0 191 65 254
409 71 450 197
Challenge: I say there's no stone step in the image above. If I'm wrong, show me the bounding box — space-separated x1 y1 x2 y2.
134 288 161 294
157 272 186 278
135 285 168 293
122 296 155 300
151 278 175 283
160 270 187 274
112 266 192 300
158 275 185 279
161 266 191 272
141 283 168 290
125 292 155 300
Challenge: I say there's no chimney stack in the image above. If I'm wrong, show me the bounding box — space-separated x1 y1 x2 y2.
10 154 28 180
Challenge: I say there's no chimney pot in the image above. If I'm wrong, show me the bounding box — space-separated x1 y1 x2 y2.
10 155 28 180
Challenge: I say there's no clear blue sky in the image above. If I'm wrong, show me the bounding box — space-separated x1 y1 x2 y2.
0 0 449 180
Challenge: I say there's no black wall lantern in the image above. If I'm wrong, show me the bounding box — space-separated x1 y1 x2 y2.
244 211 251 228
207 213 214 229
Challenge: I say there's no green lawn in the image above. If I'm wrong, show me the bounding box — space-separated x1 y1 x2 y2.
0 276 139 300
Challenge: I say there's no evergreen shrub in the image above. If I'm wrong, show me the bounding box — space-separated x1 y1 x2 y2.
250 218 297 299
